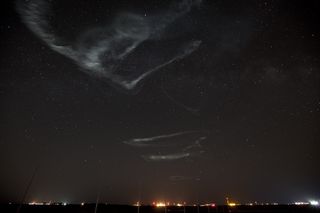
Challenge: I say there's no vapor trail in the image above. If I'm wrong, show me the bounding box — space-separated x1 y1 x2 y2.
142 152 191 161
17 0 202 92
182 136 206 151
161 83 201 114
123 130 200 147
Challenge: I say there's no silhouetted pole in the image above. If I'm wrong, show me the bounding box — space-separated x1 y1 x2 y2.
94 190 100 213
17 166 38 213
137 180 142 213
94 160 103 213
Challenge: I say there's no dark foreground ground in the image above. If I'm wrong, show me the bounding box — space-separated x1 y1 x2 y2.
1 204 320 213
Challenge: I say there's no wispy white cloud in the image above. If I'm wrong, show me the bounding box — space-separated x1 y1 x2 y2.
142 152 191 161
124 130 207 162
17 0 202 92
123 130 200 147
182 136 206 151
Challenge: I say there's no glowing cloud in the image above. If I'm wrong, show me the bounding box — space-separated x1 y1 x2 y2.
123 130 200 147
123 130 207 161
17 0 202 92
142 152 191 161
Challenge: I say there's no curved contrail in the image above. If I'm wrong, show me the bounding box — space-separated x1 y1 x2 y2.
16 0 202 92
142 150 204 162
123 130 207 162
123 130 201 147
142 152 191 161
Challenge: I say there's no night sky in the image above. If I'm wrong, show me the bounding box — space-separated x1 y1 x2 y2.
1 0 320 205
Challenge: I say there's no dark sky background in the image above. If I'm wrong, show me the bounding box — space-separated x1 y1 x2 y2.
0 0 319 205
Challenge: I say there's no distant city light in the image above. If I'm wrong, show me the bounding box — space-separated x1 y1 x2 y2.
153 201 188 207
21 199 320 208
294 202 309 205
133 202 140 206
309 200 319 206
155 202 166 207
200 203 216 207
28 202 41 205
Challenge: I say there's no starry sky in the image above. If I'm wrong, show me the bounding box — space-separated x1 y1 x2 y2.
0 0 320 205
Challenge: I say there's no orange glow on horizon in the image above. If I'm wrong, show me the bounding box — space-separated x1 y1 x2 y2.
155 202 166 207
